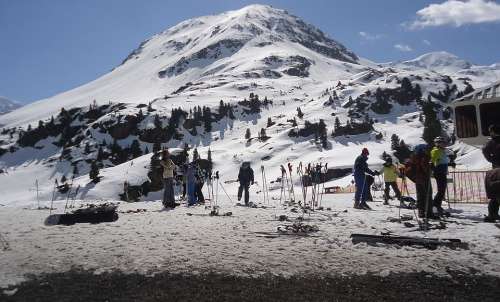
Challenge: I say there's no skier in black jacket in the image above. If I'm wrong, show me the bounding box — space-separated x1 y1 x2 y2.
238 162 254 205
483 124 500 169
353 148 379 209
483 124 500 222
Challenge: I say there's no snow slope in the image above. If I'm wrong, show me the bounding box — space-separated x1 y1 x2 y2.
0 4 360 128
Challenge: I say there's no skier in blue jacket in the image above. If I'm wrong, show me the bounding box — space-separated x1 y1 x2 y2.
353 148 378 209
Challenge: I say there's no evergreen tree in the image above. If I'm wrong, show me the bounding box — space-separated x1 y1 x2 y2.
84 142 91 154
72 164 79 176
61 175 67 183
391 134 400 151
421 101 442 145
296 107 304 119
267 117 273 128
154 114 162 129
89 161 100 183
401 77 412 92
394 140 412 162
203 107 212 132
207 148 212 164
245 128 251 140
130 139 143 158
334 117 341 131
181 143 190 163
97 146 105 161
144 146 149 154
153 142 161 153
260 128 267 139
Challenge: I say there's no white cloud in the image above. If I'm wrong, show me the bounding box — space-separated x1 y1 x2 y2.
409 0 500 29
423 39 431 46
358 31 383 40
394 44 413 52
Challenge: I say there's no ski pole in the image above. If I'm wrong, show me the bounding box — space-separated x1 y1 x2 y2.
49 179 58 215
287 163 296 203
262 166 269 205
35 179 40 210
319 163 328 207
261 165 267 204
218 181 233 204
64 176 74 213
215 171 219 209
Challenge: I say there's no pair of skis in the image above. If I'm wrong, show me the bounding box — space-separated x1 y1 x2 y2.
302 162 327 209
279 164 296 204
260 165 270 205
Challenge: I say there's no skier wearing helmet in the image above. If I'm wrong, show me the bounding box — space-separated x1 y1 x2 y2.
430 136 454 216
381 156 402 205
353 148 378 210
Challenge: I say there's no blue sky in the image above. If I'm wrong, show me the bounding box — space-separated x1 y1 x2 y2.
1 0 500 104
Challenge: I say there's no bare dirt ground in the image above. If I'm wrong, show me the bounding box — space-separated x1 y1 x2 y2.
2 269 499 302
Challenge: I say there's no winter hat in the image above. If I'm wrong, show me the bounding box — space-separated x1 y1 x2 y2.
361 148 369 155
413 144 428 155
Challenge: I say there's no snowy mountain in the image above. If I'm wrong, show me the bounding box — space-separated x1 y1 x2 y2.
0 4 360 128
391 51 472 73
0 96 21 116
0 4 499 205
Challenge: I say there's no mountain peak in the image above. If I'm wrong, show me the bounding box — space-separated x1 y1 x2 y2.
399 51 472 73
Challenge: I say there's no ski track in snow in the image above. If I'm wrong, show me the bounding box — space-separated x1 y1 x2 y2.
1 193 499 288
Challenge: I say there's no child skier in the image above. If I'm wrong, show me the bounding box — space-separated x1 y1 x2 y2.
381 156 402 205
430 136 453 216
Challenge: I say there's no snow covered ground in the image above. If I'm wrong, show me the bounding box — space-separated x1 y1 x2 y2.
1 189 499 288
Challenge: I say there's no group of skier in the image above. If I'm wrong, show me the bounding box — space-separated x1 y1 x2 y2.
352 123 500 222
159 149 206 208
353 137 455 218
156 123 500 222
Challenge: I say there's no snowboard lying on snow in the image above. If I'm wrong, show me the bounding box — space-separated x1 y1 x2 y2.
351 233 468 250
45 204 119 226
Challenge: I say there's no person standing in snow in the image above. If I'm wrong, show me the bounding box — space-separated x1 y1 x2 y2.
381 156 402 205
405 144 437 219
430 136 454 216
483 124 500 222
194 160 205 204
160 149 177 208
353 148 378 210
186 162 197 206
237 162 254 206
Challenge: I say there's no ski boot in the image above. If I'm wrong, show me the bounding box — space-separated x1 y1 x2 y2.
484 215 499 223
360 202 372 210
